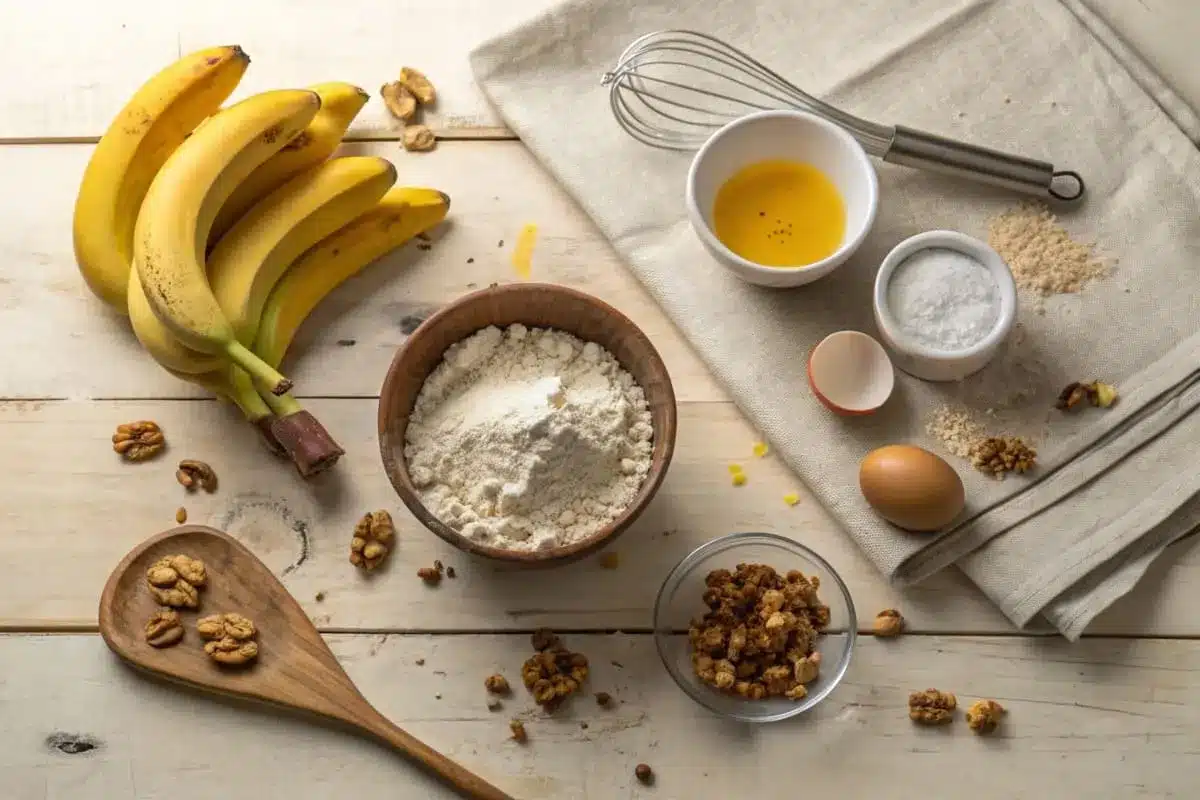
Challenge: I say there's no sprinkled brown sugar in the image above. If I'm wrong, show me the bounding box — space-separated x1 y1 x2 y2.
987 203 1108 295
926 405 987 459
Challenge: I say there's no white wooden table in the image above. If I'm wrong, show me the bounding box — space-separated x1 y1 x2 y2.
3 2 1198 797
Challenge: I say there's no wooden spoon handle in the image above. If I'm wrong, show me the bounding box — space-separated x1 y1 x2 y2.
361 712 515 800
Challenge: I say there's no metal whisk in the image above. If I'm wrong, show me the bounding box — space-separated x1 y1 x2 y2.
602 30 1083 201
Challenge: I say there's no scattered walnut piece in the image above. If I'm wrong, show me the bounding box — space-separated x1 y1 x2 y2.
145 555 206 609
909 689 957 725
112 420 165 461
521 630 589 711
595 691 613 708
530 628 560 652
688 563 828 702
966 699 1005 734
446 566 457 578
598 551 620 570
634 764 654 786
509 719 527 743
198 612 259 666
970 436 1036 478
873 608 904 637
398 67 436 105
380 81 417 121
1056 380 1118 411
417 566 442 585
349 510 395 570
144 608 184 648
485 674 511 695
176 459 218 492
402 124 436 152
175 507 187 524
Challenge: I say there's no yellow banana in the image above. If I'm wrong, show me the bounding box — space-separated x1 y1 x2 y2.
252 187 451 368
133 88 320 395
73 46 249 310
128 268 222 373
208 81 370 245
209 155 397 345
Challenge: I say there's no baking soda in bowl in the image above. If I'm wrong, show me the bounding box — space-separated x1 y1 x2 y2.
403 324 654 552
885 248 1000 351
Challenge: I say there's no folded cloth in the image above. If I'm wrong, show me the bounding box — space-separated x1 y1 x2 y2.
471 0 1200 637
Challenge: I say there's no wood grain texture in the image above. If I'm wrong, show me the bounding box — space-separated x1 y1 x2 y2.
378 282 678 566
0 141 720 402
3 397 1198 635
6 632 1200 798
0 0 563 141
98 525 512 800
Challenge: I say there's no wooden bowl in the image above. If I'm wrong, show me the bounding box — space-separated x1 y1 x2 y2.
378 283 678 567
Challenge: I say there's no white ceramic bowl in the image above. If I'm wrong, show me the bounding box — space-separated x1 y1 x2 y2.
807 330 895 415
873 230 1017 382
686 110 879 288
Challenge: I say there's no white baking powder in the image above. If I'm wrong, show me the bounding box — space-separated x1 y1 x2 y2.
403 324 653 552
886 247 1000 351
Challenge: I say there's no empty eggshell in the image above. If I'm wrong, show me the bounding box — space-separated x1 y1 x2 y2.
807 331 894 415
859 445 965 532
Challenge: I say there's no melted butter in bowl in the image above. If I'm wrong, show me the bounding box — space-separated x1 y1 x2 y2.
712 159 846 268
686 109 878 288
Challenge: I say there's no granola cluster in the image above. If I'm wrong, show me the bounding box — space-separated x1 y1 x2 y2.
966 699 1005 734
688 563 829 702
521 629 589 710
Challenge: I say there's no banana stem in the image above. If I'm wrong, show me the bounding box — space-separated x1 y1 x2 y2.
252 384 345 478
225 367 286 457
226 340 293 395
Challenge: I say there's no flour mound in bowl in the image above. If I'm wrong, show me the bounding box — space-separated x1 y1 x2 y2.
403 324 654 551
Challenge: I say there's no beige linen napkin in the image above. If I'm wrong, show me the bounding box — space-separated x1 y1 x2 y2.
470 0 1200 637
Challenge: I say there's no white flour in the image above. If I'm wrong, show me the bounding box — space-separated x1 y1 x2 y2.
403 324 653 551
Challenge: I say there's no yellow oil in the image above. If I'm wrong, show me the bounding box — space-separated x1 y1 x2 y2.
712 159 846 267
511 223 538 279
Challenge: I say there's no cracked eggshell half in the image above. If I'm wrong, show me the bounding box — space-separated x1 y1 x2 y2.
807 330 894 415
859 445 965 532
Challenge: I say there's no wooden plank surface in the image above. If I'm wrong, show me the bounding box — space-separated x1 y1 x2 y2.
5 633 1200 799
0 0 563 141
4 396 1199 635
0 141 720 402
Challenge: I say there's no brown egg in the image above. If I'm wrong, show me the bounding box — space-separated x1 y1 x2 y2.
859 445 965 532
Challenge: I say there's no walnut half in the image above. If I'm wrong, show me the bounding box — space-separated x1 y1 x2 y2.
144 608 184 647
909 688 957 725
176 459 218 492
145 555 206 609
198 612 259 667
350 510 395 570
113 420 165 461
873 608 904 637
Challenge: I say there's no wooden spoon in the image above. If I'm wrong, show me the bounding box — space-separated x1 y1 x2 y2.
98 525 514 800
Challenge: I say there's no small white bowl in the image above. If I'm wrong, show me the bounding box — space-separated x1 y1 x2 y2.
873 230 1017 382
807 331 895 415
686 110 879 289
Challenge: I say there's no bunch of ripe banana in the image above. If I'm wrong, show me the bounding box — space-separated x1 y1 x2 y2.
73 46 450 477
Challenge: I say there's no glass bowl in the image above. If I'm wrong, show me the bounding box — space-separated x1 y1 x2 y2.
653 532 857 722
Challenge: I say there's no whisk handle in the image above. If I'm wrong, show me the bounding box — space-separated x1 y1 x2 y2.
885 125 1084 202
